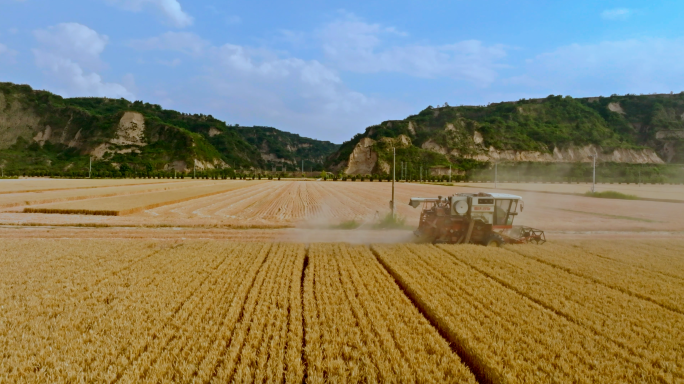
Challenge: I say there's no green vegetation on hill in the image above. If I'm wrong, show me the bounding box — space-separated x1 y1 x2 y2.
236 126 340 172
0 82 340 176
56 97 263 168
326 93 684 175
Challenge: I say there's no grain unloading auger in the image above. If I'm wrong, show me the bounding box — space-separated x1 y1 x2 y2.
409 192 546 246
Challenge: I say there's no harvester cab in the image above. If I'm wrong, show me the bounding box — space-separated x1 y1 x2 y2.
409 192 545 246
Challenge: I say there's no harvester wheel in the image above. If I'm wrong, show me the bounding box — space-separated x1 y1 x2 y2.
483 233 505 247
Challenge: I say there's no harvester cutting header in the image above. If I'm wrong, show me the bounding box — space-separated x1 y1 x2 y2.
409 192 545 246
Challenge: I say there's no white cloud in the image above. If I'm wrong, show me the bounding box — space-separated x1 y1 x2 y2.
197 52 396 142
34 23 108 70
32 23 134 99
133 29 400 141
319 14 506 85
132 31 367 113
209 43 372 115
105 0 193 28
601 8 632 20
129 31 208 56
518 37 684 95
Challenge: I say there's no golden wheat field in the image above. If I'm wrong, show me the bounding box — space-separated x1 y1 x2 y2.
459 182 684 202
1 238 682 383
0 180 225 209
0 178 183 194
23 181 263 215
3 179 684 234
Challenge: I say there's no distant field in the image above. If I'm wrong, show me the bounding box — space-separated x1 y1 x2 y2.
1 238 681 382
24 181 262 215
4 180 684 234
0 178 181 194
459 181 684 201
0 180 223 208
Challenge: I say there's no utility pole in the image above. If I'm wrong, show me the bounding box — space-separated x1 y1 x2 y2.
89 157 92 179
494 161 498 188
420 165 423 182
449 164 452 183
591 155 596 193
391 147 396 219
193 161 196 179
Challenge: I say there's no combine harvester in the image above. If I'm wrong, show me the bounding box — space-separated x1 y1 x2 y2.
409 192 545 246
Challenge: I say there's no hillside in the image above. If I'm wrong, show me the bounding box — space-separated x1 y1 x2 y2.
5 81 684 179
236 126 339 172
0 82 338 176
326 93 684 175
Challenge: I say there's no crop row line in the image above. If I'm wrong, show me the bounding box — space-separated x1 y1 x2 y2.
438 244 684 380
506 246 684 316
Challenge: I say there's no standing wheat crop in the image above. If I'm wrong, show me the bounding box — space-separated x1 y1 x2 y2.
373 243 664 383
303 243 476 383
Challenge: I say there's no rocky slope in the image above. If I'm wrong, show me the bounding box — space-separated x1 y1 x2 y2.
327 93 684 175
0 82 338 175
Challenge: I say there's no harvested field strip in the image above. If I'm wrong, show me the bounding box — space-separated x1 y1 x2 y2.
0 226 286 241
304 244 476 383
554 208 660 222
509 243 684 314
148 180 292 220
230 181 323 222
146 181 407 225
458 181 684 202
0 178 181 194
24 181 263 215
373 243 661 383
438 244 684 381
0 180 224 209
569 239 684 280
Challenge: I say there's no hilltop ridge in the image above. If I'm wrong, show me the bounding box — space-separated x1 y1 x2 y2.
0 82 338 176
3 80 684 178
326 93 684 175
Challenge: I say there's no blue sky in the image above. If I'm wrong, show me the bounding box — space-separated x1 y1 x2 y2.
1 0 684 142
